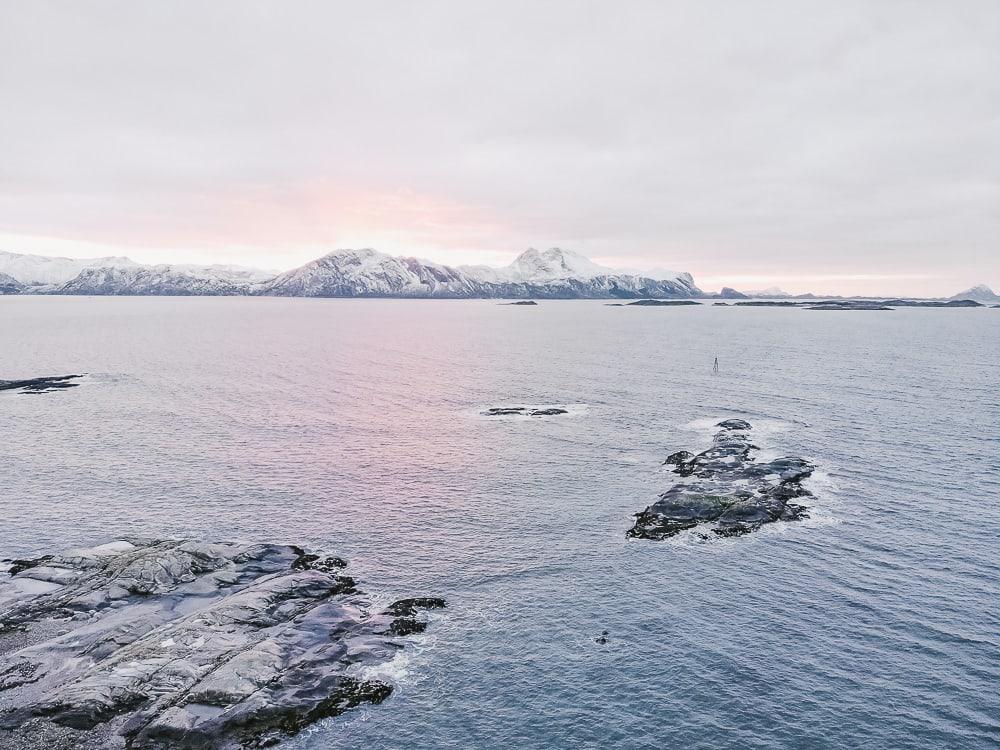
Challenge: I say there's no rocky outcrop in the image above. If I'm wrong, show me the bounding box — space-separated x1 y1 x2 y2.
625 299 701 306
628 420 813 540
0 375 81 394
0 540 445 749
483 406 568 416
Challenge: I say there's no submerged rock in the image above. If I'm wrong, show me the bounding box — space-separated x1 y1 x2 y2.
628 420 813 540
0 540 445 749
502 300 538 306
0 375 81 394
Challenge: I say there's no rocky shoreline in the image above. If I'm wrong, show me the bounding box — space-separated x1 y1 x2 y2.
0 540 444 749
628 420 814 540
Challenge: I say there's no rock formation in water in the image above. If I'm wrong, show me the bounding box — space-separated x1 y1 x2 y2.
483 406 568 416
628 420 813 540
0 540 445 749
0 375 81 394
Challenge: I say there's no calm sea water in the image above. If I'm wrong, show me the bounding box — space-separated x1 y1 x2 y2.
2 297 998 749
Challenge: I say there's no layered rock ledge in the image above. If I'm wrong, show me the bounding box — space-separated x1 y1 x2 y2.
627 420 814 540
0 540 444 749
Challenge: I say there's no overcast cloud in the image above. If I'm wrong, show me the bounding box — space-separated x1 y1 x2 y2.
1 0 998 294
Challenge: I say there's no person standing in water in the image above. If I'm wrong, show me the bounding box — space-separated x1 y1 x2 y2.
713 357 719 374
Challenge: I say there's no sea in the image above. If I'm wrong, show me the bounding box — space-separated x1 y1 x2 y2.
2 296 998 749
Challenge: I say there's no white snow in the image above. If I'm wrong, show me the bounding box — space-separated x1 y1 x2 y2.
0 250 137 285
950 284 999 302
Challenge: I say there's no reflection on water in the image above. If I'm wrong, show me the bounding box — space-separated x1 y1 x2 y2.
2 297 999 749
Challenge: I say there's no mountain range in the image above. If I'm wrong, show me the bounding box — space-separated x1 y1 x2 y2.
0 248 994 301
0 247 701 299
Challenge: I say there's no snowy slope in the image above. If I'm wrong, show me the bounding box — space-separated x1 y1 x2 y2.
260 248 701 299
4 246 700 298
950 284 999 302
56 264 261 295
0 250 136 286
0 271 25 294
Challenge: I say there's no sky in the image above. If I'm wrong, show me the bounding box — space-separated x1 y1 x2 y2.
1 1 998 295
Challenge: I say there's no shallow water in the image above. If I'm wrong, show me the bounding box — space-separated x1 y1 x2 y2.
2 297 998 749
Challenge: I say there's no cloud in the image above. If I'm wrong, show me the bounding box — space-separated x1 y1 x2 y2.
0 0 998 294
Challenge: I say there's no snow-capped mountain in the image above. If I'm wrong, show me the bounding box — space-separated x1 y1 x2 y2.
0 250 136 286
56 264 263 296
2 246 700 298
950 284 999 302
259 249 482 297
745 286 793 298
477 247 615 282
259 248 701 299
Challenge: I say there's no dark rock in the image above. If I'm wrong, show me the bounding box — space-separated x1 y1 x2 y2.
4 557 53 577
0 376 82 394
484 407 527 416
883 298 983 307
502 300 538 305
718 287 749 299
483 406 568 417
716 419 752 431
712 302 730 306
385 597 447 617
625 299 701 306
664 450 694 466
0 540 445 749
627 421 814 540
805 303 892 311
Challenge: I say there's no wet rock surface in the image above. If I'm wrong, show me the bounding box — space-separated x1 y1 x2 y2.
483 406 568 417
0 540 445 749
628 420 814 540
0 375 82 394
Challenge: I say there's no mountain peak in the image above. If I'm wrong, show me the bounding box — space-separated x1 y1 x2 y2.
508 247 613 282
950 284 999 302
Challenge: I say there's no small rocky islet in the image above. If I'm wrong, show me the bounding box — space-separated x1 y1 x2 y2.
0 540 445 749
628 419 815 540
0 375 82 394
483 406 568 417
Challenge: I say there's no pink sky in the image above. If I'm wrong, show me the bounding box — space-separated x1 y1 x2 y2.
1 1 998 297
